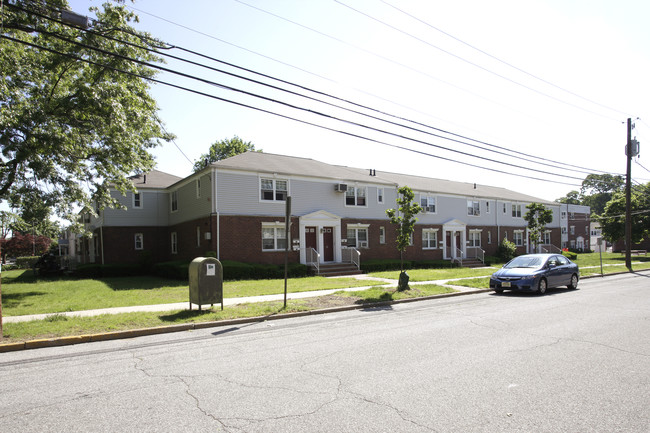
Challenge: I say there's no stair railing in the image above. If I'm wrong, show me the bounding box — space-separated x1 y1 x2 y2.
306 247 320 275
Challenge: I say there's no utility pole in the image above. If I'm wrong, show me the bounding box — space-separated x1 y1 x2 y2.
625 118 633 271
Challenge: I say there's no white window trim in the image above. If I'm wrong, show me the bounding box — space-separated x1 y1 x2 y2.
467 200 480 217
171 232 178 254
420 194 437 214
377 187 384 204
468 229 482 247
262 222 287 251
134 233 143 250
260 177 289 203
379 226 386 244
170 190 178 213
133 192 143 209
422 228 439 250
512 203 522 218
345 185 368 208
347 223 370 248
486 201 491 214
513 230 524 246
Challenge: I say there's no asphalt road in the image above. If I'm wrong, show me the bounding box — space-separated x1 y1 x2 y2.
1 271 648 432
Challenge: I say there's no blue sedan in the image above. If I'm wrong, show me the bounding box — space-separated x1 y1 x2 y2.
490 254 579 295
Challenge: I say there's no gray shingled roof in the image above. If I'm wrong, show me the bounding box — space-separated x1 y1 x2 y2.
129 170 183 189
214 152 554 204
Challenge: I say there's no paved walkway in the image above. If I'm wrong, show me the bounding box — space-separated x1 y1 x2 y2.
2 274 485 324
4 263 642 324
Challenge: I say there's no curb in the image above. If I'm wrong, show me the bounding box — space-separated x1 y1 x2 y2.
2 269 645 353
0 288 490 353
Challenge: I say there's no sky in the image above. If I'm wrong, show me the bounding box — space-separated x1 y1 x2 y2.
65 0 650 202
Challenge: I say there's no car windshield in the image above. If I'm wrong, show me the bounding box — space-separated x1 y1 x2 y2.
504 256 544 269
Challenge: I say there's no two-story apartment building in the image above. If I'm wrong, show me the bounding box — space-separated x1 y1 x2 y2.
558 203 591 251
81 152 568 267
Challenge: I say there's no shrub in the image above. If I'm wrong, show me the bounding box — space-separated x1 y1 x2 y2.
361 259 407 273
16 256 40 269
562 250 578 260
151 260 190 280
412 260 459 269
74 264 103 278
483 255 500 266
497 238 517 262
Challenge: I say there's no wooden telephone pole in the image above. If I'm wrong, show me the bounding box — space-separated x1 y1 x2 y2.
625 118 633 271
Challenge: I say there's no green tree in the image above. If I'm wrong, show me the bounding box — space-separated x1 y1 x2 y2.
580 174 625 215
496 237 516 262
386 186 422 291
193 136 260 172
555 190 582 205
524 203 554 252
1 1 172 230
598 184 650 244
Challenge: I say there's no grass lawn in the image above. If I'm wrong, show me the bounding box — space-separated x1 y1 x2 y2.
1 284 456 343
368 266 499 282
0 270 386 316
1 252 648 344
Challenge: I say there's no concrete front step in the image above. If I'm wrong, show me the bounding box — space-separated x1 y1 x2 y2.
315 263 363 277
460 259 485 268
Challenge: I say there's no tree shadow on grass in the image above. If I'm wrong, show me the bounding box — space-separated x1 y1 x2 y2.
1 291 47 308
102 277 188 291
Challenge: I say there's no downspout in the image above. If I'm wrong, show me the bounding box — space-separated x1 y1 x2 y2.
212 167 220 260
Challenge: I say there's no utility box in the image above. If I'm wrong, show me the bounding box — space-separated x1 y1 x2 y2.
189 257 223 311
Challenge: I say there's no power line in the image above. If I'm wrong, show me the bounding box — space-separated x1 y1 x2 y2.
4 1 624 189
1 33 583 188
109 0 620 177
380 0 629 119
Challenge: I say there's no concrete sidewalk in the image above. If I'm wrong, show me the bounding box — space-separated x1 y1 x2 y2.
2 275 484 324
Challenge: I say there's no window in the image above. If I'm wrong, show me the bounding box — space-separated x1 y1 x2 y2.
488 231 492 244
379 226 385 244
345 186 367 207
347 226 369 248
422 229 438 249
196 226 201 247
562 227 567 234
561 211 567 219
377 188 384 204
196 178 201 198
262 224 286 251
171 191 178 212
261 178 288 202
543 231 551 245
503 203 507 214
512 204 522 218
134 233 143 250
570 226 575 235
486 201 490 214
133 192 142 208
468 231 481 247
467 200 480 216
421 195 436 213
513 231 523 246
171 232 178 254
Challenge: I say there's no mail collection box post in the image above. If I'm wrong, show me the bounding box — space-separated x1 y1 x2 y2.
188 257 223 311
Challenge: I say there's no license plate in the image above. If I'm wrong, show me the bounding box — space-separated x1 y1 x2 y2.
502 282 511 288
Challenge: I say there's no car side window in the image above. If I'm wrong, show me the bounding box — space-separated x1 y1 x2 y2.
557 256 569 265
548 257 559 267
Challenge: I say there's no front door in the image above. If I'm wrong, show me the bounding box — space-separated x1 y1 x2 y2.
446 232 452 258
323 227 334 261
305 226 317 251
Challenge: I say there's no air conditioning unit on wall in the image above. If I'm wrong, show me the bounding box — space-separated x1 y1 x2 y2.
334 183 348 192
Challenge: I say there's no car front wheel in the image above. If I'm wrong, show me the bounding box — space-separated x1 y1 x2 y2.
537 278 547 295
567 274 579 290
